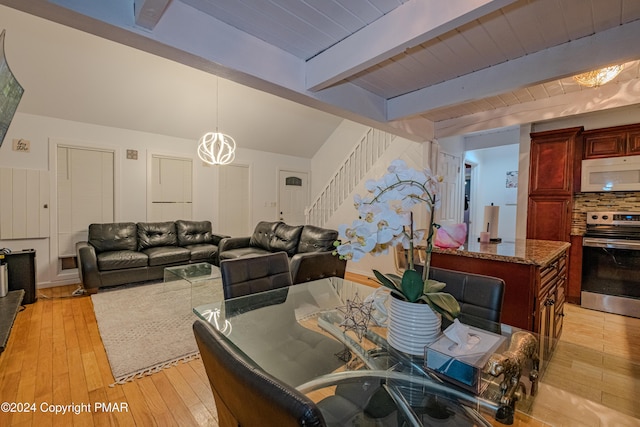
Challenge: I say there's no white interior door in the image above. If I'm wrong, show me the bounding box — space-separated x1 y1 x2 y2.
219 164 250 236
150 155 192 221
436 152 463 226
278 170 308 225
57 146 114 257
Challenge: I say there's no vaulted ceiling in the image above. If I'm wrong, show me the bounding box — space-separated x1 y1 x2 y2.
3 0 640 147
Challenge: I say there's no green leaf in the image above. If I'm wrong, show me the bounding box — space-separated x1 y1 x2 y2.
423 279 446 294
401 269 423 302
373 270 401 292
425 293 461 322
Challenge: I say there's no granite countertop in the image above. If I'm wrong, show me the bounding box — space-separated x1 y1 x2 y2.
431 239 570 267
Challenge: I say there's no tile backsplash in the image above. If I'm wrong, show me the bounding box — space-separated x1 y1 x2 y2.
571 192 640 235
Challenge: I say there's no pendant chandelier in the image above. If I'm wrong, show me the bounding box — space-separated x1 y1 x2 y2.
573 65 624 88
198 78 236 165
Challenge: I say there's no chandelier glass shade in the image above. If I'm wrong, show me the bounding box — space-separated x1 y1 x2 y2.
198 131 236 165
573 65 624 88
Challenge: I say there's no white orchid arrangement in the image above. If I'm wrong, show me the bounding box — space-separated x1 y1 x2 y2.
334 159 461 321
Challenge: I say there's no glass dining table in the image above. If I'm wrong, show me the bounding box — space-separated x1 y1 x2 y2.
193 276 639 426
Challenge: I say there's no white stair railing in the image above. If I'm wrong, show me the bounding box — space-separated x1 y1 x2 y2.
307 128 395 227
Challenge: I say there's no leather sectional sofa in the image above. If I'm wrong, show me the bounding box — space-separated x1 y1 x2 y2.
217 221 346 284
76 220 228 293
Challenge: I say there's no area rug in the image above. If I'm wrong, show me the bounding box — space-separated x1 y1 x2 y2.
91 280 199 385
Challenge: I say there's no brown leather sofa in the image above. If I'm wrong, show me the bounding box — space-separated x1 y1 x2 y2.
76 220 228 292
217 221 346 284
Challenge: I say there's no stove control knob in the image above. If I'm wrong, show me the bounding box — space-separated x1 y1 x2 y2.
591 214 598 220
602 215 609 220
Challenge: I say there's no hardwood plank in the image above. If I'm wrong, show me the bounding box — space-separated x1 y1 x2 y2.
121 381 157 427
151 372 200 426
51 371 74 427
134 376 176 425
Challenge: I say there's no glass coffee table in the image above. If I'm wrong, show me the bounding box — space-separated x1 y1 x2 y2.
163 262 222 310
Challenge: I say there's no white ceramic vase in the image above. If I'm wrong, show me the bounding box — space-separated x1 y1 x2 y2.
387 296 442 356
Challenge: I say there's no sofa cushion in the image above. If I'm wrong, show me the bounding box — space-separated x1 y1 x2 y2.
249 221 282 251
269 223 303 256
97 250 148 271
219 247 273 261
89 222 138 253
176 220 213 246
297 225 339 253
184 243 218 262
138 222 178 250
142 246 191 267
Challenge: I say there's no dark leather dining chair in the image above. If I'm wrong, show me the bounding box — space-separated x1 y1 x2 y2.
220 252 292 299
193 319 399 427
395 246 505 324
428 266 505 324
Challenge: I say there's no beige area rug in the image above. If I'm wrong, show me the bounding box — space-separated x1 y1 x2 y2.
91 280 201 385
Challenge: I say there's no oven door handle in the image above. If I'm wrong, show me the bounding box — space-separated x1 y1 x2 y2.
583 237 640 250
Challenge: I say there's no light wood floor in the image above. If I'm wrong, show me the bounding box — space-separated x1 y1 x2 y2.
0 275 638 426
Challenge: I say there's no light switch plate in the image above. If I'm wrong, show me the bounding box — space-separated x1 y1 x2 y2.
126 149 138 160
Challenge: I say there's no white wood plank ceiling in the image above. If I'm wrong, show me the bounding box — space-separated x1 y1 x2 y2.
3 0 640 141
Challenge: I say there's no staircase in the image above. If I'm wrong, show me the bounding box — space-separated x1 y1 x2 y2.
306 128 395 227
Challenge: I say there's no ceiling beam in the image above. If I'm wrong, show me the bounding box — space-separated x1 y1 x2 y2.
305 0 517 92
435 78 640 138
387 18 640 121
134 0 172 30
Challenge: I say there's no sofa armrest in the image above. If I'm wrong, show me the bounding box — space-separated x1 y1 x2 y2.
289 252 346 284
211 233 231 246
218 236 251 253
76 241 102 292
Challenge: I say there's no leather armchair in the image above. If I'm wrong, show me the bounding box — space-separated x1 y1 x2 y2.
218 221 346 285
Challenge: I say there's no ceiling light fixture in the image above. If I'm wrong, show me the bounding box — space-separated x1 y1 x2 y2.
197 78 236 165
573 65 624 88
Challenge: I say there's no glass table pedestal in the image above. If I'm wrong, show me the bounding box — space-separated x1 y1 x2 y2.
163 262 222 311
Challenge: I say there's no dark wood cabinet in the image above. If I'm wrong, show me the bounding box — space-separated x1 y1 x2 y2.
536 252 566 365
527 127 582 242
567 235 583 304
529 129 576 195
628 130 640 155
583 124 640 159
527 196 572 242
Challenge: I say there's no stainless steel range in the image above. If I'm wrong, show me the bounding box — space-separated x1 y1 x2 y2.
582 211 640 318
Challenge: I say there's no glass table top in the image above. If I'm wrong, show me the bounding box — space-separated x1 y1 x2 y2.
164 262 221 283
193 277 640 426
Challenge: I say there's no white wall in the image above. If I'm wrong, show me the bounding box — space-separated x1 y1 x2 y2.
464 144 520 242
310 120 370 197
0 112 309 288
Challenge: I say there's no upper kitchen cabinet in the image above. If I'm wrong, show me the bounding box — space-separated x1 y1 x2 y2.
583 124 640 159
528 127 583 302
529 127 583 196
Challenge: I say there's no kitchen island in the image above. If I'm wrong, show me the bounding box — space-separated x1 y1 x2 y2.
431 239 570 364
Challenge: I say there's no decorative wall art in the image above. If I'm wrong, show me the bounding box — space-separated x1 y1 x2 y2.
505 171 518 205
0 30 24 148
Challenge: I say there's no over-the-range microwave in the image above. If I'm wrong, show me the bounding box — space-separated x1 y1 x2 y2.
581 155 640 192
